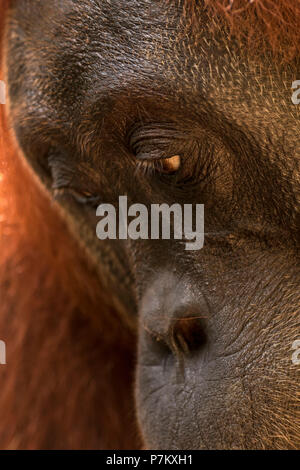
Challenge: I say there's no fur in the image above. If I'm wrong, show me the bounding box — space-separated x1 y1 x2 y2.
0 0 141 450
0 0 298 449
184 0 300 62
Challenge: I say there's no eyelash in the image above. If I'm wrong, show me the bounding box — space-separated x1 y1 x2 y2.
135 159 162 177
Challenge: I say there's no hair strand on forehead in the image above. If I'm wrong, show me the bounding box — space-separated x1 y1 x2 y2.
192 0 300 62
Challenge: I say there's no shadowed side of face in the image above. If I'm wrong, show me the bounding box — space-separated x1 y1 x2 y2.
6 0 300 449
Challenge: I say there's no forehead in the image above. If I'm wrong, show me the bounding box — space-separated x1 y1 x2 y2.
7 0 299 149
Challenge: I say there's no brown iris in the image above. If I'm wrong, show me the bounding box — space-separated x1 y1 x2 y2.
160 155 181 174
138 155 181 176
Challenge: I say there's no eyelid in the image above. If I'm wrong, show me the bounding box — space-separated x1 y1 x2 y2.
53 187 101 206
128 122 181 161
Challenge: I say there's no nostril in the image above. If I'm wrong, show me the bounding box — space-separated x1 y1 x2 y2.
144 327 173 359
171 317 208 356
144 316 208 361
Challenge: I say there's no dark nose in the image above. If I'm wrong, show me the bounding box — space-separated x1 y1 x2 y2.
139 272 210 359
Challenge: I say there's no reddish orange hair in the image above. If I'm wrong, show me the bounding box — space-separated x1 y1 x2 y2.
204 0 300 62
0 0 141 450
0 0 298 450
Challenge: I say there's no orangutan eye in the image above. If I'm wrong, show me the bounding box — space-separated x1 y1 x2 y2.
137 155 181 176
128 123 183 176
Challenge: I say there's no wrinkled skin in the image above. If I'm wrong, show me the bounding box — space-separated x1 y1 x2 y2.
5 0 300 449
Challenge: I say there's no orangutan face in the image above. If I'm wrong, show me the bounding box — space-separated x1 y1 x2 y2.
4 0 300 449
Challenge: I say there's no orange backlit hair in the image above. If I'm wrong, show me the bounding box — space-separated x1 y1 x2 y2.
0 0 298 449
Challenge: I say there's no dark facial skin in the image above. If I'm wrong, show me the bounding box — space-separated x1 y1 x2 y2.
5 0 300 449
